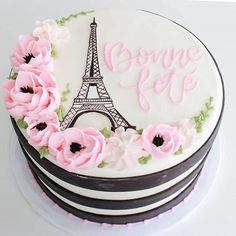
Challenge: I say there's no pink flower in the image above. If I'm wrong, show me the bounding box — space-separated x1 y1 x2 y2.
142 124 181 157
103 127 148 170
175 119 197 148
25 112 60 147
33 19 70 46
48 128 105 170
3 71 60 119
10 35 53 72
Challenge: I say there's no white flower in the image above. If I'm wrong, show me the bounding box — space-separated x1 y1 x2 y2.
175 119 197 148
33 19 70 46
103 127 148 170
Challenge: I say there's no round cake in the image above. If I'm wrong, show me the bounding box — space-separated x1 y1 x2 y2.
3 9 224 224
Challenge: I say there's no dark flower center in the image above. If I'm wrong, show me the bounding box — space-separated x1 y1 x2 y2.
152 135 164 147
70 142 83 153
20 86 34 94
23 53 35 64
34 122 47 131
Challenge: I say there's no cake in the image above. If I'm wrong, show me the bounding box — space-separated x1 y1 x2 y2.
3 9 224 224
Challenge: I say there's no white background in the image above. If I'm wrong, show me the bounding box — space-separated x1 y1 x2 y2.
0 0 235 235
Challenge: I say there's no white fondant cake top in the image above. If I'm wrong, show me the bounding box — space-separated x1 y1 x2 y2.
5 10 223 177
48 10 223 177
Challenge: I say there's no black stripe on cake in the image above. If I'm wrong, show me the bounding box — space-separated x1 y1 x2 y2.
12 117 219 192
29 164 201 224
22 142 207 210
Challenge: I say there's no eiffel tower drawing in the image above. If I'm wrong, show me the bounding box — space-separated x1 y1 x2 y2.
61 18 135 131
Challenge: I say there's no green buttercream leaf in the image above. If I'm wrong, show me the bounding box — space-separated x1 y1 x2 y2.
56 83 70 122
38 146 49 159
51 44 57 59
175 145 183 155
56 106 65 122
192 96 214 133
62 83 71 97
61 97 67 102
9 72 17 80
138 154 152 165
60 83 70 104
16 118 28 129
196 125 203 133
98 161 108 168
100 127 110 138
56 10 94 25
137 128 144 135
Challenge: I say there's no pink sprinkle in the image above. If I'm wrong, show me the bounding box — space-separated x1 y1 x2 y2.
112 224 119 228
143 219 150 225
82 219 89 224
31 178 36 185
194 183 198 190
177 201 183 207
53 203 59 208
127 223 133 227
67 213 74 219
171 206 176 212
183 196 190 203
101 223 110 228
41 192 46 197
156 214 163 219
176 202 180 207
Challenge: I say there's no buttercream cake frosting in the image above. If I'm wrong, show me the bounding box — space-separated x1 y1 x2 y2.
3 9 224 224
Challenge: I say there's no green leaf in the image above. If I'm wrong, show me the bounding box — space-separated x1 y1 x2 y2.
196 125 203 133
192 96 214 133
62 83 71 95
16 118 28 129
138 154 152 165
38 146 49 159
98 161 108 168
205 102 210 109
175 145 183 155
56 10 94 25
100 127 110 138
56 106 64 122
61 106 65 118
200 110 205 120
9 72 17 80
51 44 57 59
137 128 144 135
61 97 67 102
60 83 71 105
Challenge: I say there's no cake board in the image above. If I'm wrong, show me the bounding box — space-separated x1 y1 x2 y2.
9 132 221 236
